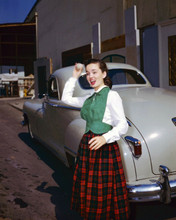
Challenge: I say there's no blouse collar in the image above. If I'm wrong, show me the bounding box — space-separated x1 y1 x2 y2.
94 85 108 93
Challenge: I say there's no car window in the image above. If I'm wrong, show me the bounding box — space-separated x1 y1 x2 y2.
108 69 146 85
78 68 146 89
48 77 59 99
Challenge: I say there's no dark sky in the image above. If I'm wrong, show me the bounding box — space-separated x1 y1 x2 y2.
0 0 36 24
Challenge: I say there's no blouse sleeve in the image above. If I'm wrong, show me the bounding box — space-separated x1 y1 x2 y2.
102 91 128 143
61 77 87 108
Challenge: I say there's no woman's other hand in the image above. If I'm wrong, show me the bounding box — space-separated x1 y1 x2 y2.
73 63 83 79
89 136 106 150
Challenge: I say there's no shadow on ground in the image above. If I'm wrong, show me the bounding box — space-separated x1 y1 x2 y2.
19 132 176 220
19 132 83 220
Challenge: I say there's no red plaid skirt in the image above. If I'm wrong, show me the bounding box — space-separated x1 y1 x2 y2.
71 131 129 219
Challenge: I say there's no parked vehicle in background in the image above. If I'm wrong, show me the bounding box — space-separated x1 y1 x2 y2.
22 63 176 203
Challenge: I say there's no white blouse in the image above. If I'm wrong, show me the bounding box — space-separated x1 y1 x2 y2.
61 77 128 143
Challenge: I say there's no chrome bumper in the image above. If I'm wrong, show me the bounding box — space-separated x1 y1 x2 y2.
128 165 176 203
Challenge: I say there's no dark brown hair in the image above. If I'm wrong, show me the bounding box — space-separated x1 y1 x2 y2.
85 58 112 89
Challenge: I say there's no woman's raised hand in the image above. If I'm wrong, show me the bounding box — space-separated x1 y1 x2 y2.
73 63 84 79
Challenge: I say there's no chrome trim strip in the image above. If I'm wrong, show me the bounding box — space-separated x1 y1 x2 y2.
45 101 81 111
45 102 132 128
64 146 77 157
46 102 132 126
127 178 176 202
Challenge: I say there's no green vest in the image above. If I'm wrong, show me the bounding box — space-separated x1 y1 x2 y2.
81 87 112 134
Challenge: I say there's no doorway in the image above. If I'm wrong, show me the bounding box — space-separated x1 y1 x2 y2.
158 19 176 90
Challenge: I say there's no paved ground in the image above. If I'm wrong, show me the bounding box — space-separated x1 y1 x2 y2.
0 98 82 220
1 96 176 220
6 97 28 112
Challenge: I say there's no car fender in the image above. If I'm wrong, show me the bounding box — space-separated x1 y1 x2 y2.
23 99 44 138
117 137 137 183
120 119 153 182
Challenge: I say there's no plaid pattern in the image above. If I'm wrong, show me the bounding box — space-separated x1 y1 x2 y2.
71 131 129 219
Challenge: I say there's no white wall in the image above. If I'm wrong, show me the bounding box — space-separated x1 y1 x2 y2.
36 0 125 71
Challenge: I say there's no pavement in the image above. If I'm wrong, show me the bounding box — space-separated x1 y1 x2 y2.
9 98 26 111
1 96 176 220
0 97 29 111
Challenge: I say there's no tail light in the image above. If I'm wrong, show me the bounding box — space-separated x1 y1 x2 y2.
125 136 142 158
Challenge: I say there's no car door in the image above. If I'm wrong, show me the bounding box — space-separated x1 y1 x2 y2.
40 76 80 163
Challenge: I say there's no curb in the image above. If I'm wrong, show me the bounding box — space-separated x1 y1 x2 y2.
9 103 23 112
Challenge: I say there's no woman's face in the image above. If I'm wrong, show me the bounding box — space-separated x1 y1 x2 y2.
86 63 106 91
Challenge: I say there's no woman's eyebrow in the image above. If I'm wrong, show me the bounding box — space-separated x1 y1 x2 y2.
87 69 97 72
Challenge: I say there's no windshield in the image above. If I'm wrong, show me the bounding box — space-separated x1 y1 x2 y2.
79 68 146 89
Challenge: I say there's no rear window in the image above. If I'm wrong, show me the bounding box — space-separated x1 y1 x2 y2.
78 68 146 89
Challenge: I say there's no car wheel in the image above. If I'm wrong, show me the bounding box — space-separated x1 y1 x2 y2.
28 121 34 139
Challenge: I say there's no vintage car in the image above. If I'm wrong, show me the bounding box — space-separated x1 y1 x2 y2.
22 62 176 203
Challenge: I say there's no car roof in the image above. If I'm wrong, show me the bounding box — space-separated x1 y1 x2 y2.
52 62 151 96
53 62 145 81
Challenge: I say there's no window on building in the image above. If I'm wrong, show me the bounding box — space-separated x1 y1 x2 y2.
102 54 126 63
62 45 91 67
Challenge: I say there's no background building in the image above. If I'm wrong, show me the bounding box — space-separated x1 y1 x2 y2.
0 23 36 97
0 23 36 75
24 0 176 91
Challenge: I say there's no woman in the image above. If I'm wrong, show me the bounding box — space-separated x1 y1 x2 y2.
62 59 129 219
